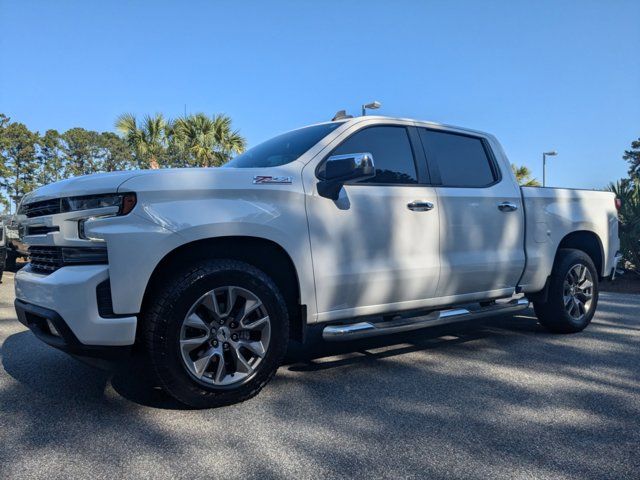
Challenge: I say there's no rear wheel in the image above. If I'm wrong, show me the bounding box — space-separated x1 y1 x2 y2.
143 259 289 408
533 248 598 333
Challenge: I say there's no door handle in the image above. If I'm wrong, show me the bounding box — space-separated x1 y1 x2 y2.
498 201 518 212
407 200 434 212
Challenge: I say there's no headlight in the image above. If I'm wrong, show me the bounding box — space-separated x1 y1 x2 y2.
63 193 137 215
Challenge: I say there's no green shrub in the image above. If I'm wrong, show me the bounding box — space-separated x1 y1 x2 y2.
608 178 640 272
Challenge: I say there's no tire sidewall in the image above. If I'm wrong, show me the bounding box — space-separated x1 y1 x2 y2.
148 260 288 407
550 250 599 330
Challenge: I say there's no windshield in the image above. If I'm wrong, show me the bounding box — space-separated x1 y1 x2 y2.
224 122 343 168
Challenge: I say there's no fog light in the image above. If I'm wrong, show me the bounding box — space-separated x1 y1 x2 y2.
46 319 60 337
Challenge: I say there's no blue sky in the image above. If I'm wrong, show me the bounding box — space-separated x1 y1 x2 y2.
1 0 638 189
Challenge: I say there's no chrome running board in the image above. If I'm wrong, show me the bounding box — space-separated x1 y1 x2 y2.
322 298 530 342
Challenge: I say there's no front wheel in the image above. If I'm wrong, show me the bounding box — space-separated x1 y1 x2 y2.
533 248 599 333
143 259 289 408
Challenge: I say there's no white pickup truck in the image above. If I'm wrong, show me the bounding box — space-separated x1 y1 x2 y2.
14 115 620 407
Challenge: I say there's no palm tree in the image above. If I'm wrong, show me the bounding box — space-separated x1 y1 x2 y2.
210 114 246 165
172 113 245 167
115 113 168 168
511 163 541 186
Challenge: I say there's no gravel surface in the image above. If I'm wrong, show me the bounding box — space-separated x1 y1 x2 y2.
0 271 638 479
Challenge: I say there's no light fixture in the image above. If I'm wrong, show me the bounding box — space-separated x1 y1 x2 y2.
362 101 381 116
542 151 558 187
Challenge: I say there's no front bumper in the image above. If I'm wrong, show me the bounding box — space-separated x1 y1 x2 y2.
14 264 137 347
15 299 131 359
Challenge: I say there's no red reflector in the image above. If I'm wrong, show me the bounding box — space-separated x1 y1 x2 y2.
615 198 622 211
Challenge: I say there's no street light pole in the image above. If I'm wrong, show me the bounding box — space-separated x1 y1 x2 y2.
361 101 381 116
542 150 557 187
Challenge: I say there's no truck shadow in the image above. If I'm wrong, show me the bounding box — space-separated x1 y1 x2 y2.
2 299 639 478
1 317 537 410
0 309 542 410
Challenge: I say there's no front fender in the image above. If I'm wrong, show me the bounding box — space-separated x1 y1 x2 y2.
85 187 315 320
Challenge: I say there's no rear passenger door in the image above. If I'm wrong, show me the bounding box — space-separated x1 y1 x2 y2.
305 124 441 321
417 128 525 300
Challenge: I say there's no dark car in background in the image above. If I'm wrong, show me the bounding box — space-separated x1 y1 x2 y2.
2 214 28 271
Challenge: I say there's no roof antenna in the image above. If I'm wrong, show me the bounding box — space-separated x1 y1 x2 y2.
332 110 353 121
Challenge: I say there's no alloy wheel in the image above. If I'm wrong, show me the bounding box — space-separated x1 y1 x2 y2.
562 264 594 321
179 286 271 386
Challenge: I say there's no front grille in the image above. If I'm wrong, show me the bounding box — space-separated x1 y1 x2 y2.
28 246 64 274
20 199 62 218
28 246 108 275
27 225 60 236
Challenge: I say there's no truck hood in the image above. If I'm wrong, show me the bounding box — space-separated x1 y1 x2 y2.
21 166 298 204
21 170 144 204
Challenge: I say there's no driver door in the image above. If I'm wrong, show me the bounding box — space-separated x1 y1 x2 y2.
304 123 441 322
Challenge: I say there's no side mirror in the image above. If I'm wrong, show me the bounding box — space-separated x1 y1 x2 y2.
317 153 375 200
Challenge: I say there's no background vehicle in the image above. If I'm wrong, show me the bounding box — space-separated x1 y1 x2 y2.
13 116 620 407
3 214 28 271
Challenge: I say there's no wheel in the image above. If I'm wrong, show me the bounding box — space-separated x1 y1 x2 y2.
143 259 289 408
533 248 598 333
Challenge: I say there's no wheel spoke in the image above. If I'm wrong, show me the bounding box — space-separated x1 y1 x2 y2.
213 353 226 383
239 340 266 358
579 279 593 290
577 291 592 302
180 336 208 355
230 347 253 374
192 348 217 378
224 287 238 317
238 297 262 323
184 313 208 331
580 265 587 283
201 292 221 316
563 295 573 308
242 315 269 330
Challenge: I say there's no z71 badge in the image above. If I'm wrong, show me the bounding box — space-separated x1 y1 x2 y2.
252 176 292 184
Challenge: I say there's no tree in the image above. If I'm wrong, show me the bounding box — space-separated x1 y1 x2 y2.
0 114 12 211
0 119 40 211
511 163 541 186
61 128 103 177
38 129 64 184
624 138 640 178
115 113 168 168
99 132 134 171
172 113 245 167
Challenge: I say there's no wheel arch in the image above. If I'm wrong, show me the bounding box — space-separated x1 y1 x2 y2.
140 236 306 342
556 230 604 277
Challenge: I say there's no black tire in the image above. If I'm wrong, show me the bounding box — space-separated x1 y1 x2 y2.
533 248 599 333
142 259 289 408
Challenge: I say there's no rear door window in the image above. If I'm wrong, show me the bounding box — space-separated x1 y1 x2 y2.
418 129 498 187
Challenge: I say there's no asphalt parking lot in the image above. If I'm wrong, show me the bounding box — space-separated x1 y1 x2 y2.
0 272 638 479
